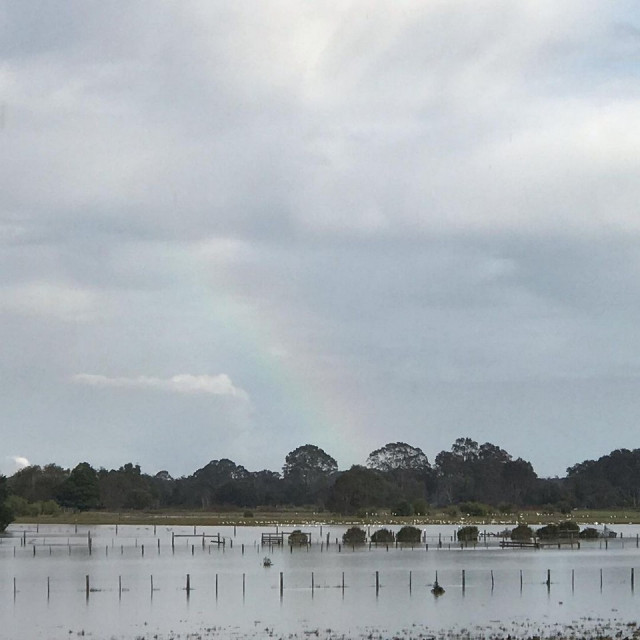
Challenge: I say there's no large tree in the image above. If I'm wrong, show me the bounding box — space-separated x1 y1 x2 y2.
326 465 399 515
57 462 100 511
0 475 14 531
366 442 430 472
366 442 434 502
283 444 338 505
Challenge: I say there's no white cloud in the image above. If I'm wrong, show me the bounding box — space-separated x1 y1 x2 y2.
1 456 30 476
72 373 249 401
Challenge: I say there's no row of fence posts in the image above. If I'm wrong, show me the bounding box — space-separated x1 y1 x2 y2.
9 566 638 600
10 524 640 553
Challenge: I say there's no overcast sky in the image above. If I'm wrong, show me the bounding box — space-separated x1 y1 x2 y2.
1 1 639 479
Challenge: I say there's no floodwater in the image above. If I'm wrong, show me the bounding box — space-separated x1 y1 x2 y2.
2 523 640 639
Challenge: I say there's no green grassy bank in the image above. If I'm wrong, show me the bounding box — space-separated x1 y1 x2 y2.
12 507 640 527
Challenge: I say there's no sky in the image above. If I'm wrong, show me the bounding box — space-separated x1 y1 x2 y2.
1 1 640 479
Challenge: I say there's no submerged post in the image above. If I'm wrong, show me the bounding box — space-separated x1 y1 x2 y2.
279 572 284 596
462 569 465 591
375 571 379 594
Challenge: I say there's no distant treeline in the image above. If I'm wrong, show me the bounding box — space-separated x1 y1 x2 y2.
2 439 640 525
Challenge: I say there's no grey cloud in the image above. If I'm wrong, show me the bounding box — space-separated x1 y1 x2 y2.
1 2 639 477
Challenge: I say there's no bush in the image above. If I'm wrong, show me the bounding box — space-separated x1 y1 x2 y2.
396 525 421 543
458 502 489 517
392 501 414 517
537 520 579 539
536 523 558 539
557 520 580 536
243 511 254 518
5 495 38 517
370 528 395 543
457 525 479 542
343 526 366 545
412 499 429 516
498 503 513 514
510 524 533 541
579 527 600 539
41 500 61 515
288 529 309 545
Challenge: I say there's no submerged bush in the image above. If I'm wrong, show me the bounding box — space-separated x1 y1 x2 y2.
288 529 309 545
537 520 579 539
342 526 366 545
510 524 533 541
396 525 421 543
457 525 479 542
370 528 395 543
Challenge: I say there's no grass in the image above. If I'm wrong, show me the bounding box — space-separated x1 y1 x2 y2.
13 506 640 527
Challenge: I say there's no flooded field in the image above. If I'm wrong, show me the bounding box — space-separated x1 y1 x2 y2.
2 523 640 639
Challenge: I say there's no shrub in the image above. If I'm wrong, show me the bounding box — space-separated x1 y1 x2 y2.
243 511 254 518
457 525 479 542
537 521 579 539
412 499 429 516
392 501 414 517
396 525 421 543
39 500 61 516
510 524 533 541
579 527 600 539
557 520 580 537
458 502 489 517
498 503 513 514
536 524 558 539
370 528 395 543
288 529 309 545
342 526 366 545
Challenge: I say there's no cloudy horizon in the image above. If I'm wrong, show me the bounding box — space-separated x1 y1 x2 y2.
2 1 640 479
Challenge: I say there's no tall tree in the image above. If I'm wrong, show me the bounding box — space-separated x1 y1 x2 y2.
283 445 338 505
57 462 100 511
0 475 13 531
366 442 430 472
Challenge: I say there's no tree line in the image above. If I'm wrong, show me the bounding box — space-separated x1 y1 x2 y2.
2 438 640 529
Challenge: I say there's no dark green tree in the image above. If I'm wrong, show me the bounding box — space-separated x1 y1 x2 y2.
282 444 337 505
57 463 100 511
0 475 14 531
326 465 399 515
